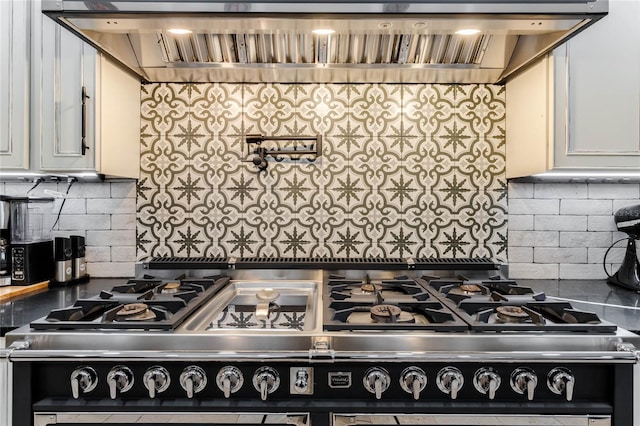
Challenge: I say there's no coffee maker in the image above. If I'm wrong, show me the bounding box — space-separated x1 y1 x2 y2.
607 203 640 291
0 196 55 286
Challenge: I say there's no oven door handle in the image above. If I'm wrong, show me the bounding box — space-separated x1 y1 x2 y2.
35 413 311 426
333 414 611 426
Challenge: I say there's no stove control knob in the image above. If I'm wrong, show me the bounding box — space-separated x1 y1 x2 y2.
510 367 538 401
547 367 575 401
180 366 207 398
363 367 391 400
436 367 464 400
400 367 427 400
473 367 501 400
217 366 244 398
107 365 134 399
252 366 280 401
70 366 98 399
143 366 171 399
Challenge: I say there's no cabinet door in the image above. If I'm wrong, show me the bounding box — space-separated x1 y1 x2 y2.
40 17 97 171
553 0 640 169
0 0 29 170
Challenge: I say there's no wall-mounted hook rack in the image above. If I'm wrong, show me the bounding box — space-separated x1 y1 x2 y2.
245 134 322 171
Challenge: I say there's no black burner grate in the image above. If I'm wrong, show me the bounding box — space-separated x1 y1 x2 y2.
30 275 230 330
419 277 618 333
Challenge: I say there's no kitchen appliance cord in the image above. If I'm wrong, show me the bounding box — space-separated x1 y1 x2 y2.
50 178 76 231
25 177 44 195
602 237 631 278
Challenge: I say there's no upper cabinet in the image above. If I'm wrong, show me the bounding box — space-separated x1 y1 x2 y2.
0 0 30 170
36 9 141 178
37 17 140 178
39 16 97 172
0 0 141 179
506 0 640 178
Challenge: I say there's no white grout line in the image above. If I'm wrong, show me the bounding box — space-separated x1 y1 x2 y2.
548 296 640 311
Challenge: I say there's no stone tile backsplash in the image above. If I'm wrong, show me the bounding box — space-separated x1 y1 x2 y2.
136 83 508 261
508 182 640 279
0 181 136 278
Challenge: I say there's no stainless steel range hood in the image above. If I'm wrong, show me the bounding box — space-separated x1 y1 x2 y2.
41 0 608 83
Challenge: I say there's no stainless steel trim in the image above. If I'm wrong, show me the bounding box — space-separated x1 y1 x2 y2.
35 412 310 425
635 355 640 426
43 1 610 15
0 342 12 426
332 414 610 426
7 350 638 363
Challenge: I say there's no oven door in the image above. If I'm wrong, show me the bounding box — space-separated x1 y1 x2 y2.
333 414 611 426
34 413 310 426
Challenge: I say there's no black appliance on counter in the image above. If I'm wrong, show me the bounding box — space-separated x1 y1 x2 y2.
53 237 72 284
608 203 640 291
70 235 87 280
50 235 90 287
3 257 639 426
0 196 55 286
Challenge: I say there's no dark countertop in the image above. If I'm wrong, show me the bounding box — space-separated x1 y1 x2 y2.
1 278 639 336
0 279 122 336
519 279 640 334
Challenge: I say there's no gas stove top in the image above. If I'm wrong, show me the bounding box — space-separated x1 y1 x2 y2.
22 268 620 335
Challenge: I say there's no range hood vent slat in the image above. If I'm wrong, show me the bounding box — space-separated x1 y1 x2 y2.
221 34 237 63
206 34 224 63
192 34 209 62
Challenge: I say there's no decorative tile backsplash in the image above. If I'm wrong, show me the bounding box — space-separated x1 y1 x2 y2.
137 83 507 261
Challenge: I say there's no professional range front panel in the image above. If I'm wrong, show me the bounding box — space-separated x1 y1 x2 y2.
4 264 639 426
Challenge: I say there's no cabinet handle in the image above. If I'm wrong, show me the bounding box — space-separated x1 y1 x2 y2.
81 86 90 155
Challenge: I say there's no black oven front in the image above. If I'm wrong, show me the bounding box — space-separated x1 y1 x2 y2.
12 359 636 426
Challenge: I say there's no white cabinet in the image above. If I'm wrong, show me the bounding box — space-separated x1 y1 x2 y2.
39 17 97 171
0 0 30 170
37 14 140 178
506 0 640 178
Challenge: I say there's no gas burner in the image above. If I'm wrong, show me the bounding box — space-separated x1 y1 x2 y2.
160 282 181 294
369 304 413 323
495 306 530 323
361 284 382 293
459 284 483 294
115 303 156 321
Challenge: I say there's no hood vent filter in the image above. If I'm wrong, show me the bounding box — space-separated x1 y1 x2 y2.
158 32 490 66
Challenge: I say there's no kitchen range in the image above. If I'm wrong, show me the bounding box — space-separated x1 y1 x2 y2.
3 258 639 426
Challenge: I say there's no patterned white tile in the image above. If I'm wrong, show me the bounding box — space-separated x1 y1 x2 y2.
457 85 506 139
457 138 506 192
350 84 402 138
243 83 296 136
137 189 190 241
140 84 190 134
403 84 455 138
137 82 508 261
297 83 349 135
140 133 190 188
191 83 243 134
